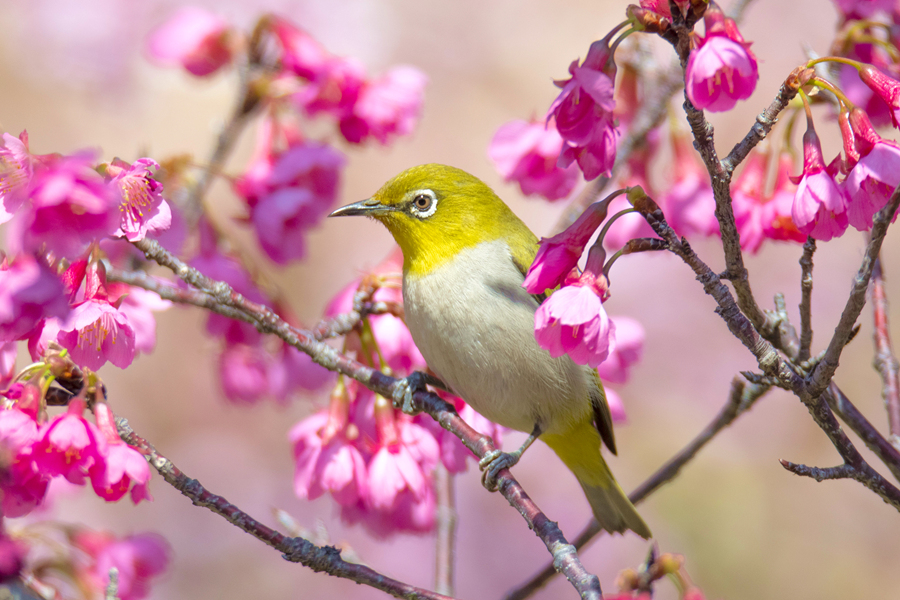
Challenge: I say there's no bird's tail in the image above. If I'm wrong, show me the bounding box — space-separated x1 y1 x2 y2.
542 419 652 539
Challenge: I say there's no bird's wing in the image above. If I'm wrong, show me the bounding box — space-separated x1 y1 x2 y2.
588 369 617 455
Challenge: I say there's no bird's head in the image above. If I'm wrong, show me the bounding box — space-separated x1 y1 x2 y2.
330 164 535 275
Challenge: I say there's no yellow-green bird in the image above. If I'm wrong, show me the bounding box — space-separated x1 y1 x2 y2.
330 163 650 538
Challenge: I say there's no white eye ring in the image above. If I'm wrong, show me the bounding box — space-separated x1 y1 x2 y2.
409 189 438 219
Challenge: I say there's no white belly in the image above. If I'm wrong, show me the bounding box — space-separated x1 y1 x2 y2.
403 240 591 435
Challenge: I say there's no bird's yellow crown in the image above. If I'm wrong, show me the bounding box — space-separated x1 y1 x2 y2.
335 164 538 277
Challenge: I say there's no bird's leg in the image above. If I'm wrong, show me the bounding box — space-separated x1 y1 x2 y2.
391 371 448 415
479 424 542 492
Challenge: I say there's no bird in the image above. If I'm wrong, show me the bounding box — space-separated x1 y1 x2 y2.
329 163 650 538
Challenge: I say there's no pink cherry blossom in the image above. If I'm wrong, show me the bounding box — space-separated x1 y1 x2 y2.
604 387 627 424
732 150 804 252
57 299 136 371
843 108 900 230
73 530 171 600
791 127 849 241
340 66 428 145
685 9 758 112
0 131 36 223
858 64 900 128
364 429 438 529
489 119 579 201
0 255 69 342
17 152 118 258
534 271 617 369
0 405 49 517
662 133 718 238
89 404 151 504
415 393 505 474
33 399 108 485
113 285 171 355
523 200 610 294
549 37 619 180
0 342 15 388
146 6 234 77
106 158 172 242
271 17 329 80
217 342 271 405
596 316 644 384
293 56 367 119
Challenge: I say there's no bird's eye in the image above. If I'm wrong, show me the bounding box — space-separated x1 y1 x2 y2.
409 190 437 218
413 194 432 211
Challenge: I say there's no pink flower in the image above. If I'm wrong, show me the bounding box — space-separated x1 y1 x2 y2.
489 119 580 201
217 342 271 405
732 150 804 252
106 158 172 242
416 393 505 474
17 152 118 258
662 133 718 238
791 126 849 241
365 424 438 526
685 9 758 112
146 6 234 77
548 37 619 180
0 131 36 223
293 56 367 119
271 18 329 80
89 404 151 504
272 344 333 400
596 316 643 384
0 255 69 342
290 411 368 507
0 342 15 389
340 66 428 145
534 270 617 368
57 298 136 371
0 532 24 582
73 530 171 600
843 108 900 230
113 286 171 355
604 387 627 424
0 405 49 517
523 200 610 294
33 399 108 485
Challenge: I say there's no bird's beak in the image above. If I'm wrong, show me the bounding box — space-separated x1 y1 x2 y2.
329 198 395 218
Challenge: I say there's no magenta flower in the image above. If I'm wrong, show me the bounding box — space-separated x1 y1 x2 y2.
843 108 900 230
73 530 171 600
791 126 849 241
0 131 35 223
523 200 610 294
0 342 15 389
0 406 49 517
685 9 758 112
0 255 69 342
57 299 136 371
366 433 435 513
548 38 619 180
290 411 368 507
534 271 617 368
89 404 151 504
18 152 118 258
662 133 718 238
596 316 644 384
33 399 108 485
293 56 367 119
489 119 579 201
146 6 234 77
340 66 428 145
106 158 172 242
271 17 329 80
217 342 272 405
732 150 804 252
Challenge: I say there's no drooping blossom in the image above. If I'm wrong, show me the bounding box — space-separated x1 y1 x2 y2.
835 43 900 129
685 7 758 112
489 119 579 201
0 255 69 342
549 36 619 180
857 64 900 128
73 530 171 600
791 122 849 241
843 108 900 229
270 17 329 80
105 158 172 242
523 200 611 294
0 131 36 223
340 66 428 145
218 342 273 405
146 6 234 77
596 316 644 384
88 403 151 504
534 248 617 368
15 152 118 258
32 399 108 485
293 56 367 120
0 403 49 517
732 149 804 252
56 264 136 371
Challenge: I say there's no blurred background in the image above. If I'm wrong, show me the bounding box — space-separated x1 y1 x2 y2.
2 0 900 598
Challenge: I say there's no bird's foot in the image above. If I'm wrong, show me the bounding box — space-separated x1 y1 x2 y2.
391 371 446 415
479 449 523 492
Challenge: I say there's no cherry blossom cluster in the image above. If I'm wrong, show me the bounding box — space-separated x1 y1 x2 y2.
147 8 427 266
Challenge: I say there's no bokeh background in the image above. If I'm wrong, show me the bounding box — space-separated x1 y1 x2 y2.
2 0 900 598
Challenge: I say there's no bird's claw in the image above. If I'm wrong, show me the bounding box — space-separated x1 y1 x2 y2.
391 371 428 415
479 449 520 492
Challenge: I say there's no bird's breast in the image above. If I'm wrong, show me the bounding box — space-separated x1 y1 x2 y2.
402 239 590 435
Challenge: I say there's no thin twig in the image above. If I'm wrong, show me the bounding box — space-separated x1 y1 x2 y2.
779 460 855 481
798 238 816 362
131 237 604 599
504 376 770 600
871 254 900 449
434 464 457 597
115 417 454 600
807 189 900 399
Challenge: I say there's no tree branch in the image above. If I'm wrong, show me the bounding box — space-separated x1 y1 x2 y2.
798 238 816 363
130 238 604 599
114 417 454 600
871 254 900 449
779 460 855 481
